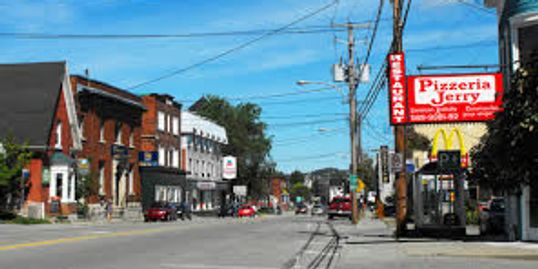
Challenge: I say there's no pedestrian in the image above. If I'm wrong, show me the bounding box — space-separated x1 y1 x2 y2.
106 199 113 222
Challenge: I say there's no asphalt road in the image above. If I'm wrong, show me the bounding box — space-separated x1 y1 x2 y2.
0 215 314 269
1 215 537 269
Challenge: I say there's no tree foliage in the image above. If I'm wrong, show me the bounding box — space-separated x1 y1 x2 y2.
0 134 32 210
289 170 305 186
289 182 310 202
471 54 538 191
191 96 272 198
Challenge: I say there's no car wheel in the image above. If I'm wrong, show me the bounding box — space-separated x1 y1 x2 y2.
328 214 334 220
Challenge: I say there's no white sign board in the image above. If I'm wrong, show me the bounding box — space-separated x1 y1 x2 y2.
197 181 216 190
233 185 247 196
222 156 237 179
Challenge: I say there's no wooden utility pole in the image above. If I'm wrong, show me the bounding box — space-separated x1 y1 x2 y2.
347 23 360 225
392 0 407 237
332 21 369 225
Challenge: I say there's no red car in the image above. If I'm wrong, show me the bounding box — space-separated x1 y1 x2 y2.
238 205 256 218
144 202 178 222
327 196 352 220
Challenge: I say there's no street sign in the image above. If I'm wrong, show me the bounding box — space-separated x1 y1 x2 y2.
233 185 247 196
355 179 365 193
380 146 389 183
390 153 404 173
349 174 358 189
438 150 461 172
139 151 158 167
196 181 216 190
78 158 90 176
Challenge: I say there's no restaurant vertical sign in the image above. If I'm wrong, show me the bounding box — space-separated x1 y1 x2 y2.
388 53 407 125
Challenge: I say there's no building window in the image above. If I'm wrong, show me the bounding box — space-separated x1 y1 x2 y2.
115 122 122 144
173 149 179 168
518 24 538 67
167 114 172 133
172 116 179 135
55 122 62 149
158 111 165 131
98 161 105 195
99 120 105 142
158 147 165 166
55 173 63 199
79 116 85 140
188 158 192 172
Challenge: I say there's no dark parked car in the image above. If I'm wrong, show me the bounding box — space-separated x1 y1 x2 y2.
480 197 505 235
295 203 308 215
144 202 178 222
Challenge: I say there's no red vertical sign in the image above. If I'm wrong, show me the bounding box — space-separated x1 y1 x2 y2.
388 53 407 125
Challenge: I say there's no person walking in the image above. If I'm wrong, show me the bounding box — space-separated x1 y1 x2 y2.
106 199 113 222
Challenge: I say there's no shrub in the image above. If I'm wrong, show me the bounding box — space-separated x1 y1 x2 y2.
8 216 51 225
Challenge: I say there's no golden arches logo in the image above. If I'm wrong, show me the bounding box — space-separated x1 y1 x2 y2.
430 128 469 168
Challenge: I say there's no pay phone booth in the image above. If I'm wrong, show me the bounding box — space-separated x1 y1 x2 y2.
413 150 467 237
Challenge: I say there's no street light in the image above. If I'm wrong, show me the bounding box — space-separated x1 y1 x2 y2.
296 80 346 101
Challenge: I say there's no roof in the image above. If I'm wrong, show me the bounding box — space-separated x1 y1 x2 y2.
181 111 228 144
0 62 66 147
71 75 146 110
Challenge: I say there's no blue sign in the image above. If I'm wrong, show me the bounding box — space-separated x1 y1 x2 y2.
138 151 158 167
406 163 415 173
111 144 129 159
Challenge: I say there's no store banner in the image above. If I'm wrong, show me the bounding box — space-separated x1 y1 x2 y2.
406 73 503 123
388 53 407 125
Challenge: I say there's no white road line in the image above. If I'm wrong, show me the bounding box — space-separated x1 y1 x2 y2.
160 263 279 269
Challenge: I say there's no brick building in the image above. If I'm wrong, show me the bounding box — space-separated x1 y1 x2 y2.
139 94 186 210
0 62 82 218
71 75 146 218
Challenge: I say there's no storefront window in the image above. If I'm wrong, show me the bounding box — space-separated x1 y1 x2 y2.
518 24 538 66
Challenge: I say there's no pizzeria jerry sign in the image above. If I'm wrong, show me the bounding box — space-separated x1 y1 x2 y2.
387 52 504 124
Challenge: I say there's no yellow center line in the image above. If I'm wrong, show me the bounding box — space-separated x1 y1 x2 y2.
0 226 178 251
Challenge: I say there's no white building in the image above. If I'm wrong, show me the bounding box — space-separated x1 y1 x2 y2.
181 111 229 211
486 0 538 241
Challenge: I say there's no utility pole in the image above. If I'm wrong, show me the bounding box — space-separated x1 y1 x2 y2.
332 22 361 225
392 0 407 237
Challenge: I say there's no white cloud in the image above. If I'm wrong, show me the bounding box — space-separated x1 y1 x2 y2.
0 1 75 31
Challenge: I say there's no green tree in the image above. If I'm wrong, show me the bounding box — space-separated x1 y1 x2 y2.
192 96 272 198
471 53 538 191
290 182 310 203
0 134 33 211
289 170 305 186
358 154 376 191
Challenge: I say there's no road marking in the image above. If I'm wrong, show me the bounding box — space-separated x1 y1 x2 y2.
160 263 279 269
0 226 177 251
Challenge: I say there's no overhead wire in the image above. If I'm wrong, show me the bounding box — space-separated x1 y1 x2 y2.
125 0 339 90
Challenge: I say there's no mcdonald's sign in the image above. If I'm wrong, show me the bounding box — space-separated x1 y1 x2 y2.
430 128 469 168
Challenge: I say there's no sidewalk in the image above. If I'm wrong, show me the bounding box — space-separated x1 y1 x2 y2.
332 212 538 268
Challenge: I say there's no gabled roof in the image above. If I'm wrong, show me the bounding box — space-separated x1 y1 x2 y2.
0 62 66 147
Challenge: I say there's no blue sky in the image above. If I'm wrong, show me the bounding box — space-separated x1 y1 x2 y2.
0 0 498 173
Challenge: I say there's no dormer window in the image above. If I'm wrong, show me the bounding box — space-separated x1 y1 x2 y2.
55 122 62 149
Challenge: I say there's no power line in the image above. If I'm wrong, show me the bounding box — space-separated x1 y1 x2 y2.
276 151 348 162
406 40 497 53
0 26 350 40
126 0 339 90
455 0 496 15
177 86 336 103
262 112 347 120
268 117 347 128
